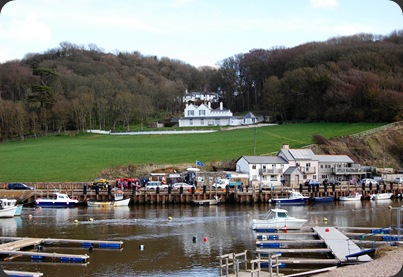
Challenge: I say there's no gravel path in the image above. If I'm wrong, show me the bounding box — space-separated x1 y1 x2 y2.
314 245 403 277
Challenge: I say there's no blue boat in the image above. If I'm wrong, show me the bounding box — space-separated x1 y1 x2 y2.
309 196 334 203
35 193 78 208
270 190 309 205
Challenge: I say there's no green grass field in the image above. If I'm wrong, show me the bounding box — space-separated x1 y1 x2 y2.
0 123 384 182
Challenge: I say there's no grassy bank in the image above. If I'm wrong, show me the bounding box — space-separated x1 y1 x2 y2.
0 123 384 182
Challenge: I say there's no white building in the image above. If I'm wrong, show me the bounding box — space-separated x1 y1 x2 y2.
236 144 369 188
179 102 233 127
178 102 259 127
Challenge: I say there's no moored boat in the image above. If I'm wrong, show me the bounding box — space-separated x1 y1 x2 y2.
371 193 393 200
339 192 362 201
270 190 309 205
191 196 221 206
309 196 334 203
87 190 130 207
35 193 78 208
252 208 307 230
0 199 18 218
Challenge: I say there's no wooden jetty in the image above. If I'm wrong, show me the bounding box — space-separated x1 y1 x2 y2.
1 179 402 205
313 227 373 263
0 236 123 264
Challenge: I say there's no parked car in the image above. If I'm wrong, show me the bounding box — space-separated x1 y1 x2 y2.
171 182 195 191
89 178 109 189
145 181 168 190
394 177 403 184
115 177 140 189
304 179 320 187
7 183 35 190
361 178 378 186
327 179 341 186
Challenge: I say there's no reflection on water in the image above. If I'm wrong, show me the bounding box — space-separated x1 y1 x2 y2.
0 199 402 276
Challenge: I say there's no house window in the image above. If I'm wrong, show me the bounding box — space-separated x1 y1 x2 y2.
321 165 323 169
303 175 307 179
190 119 193 125
306 163 311 167
252 175 257 181
296 163 300 167
188 110 194 116
252 164 256 169
270 175 276 181
201 119 204 125
199 110 205 116
322 175 328 179
313 175 317 179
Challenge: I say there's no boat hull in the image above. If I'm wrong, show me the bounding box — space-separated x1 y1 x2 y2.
0 206 18 218
339 196 362 201
371 193 393 200
252 218 307 230
310 196 334 203
35 201 77 208
271 198 307 205
87 198 130 207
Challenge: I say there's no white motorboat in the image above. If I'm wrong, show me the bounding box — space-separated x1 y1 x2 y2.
252 208 307 230
371 193 393 200
35 193 79 208
270 190 309 205
0 199 18 218
191 196 221 206
87 190 130 207
339 192 362 201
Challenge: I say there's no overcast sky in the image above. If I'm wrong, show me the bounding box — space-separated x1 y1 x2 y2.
0 0 402 67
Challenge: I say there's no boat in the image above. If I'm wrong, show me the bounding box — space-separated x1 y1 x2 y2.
270 190 309 205
35 193 78 208
0 199 18 218
339 192 362 201
87 190 130 207
371 193 393 200
191 196 221 206
252 208 307 230
309 196 334 203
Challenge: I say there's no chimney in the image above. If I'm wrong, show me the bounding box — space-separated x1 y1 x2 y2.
220 102 223 110
282 144 289 150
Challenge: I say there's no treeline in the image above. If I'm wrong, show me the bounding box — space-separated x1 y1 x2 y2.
1 31 403 141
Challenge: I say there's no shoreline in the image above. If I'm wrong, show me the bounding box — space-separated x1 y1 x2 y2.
314 245 403 277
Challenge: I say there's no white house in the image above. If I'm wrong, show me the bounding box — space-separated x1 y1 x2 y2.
178 102 260 127
236 156 289 188
178 102 233 127
236 144 369 188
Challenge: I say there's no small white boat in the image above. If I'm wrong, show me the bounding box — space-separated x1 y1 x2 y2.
271 190 309 205
339 192 362 201
371 193 393 200
191 196 221 206
252 208 307 230
87 190 130 207
35 193 79 208
0 199 18 218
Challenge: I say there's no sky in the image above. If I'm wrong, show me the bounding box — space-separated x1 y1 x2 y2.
0 0 402 67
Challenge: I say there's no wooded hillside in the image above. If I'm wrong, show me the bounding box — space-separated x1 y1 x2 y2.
0 31 402 141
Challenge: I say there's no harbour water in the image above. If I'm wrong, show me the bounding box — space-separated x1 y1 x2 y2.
1 199 402 276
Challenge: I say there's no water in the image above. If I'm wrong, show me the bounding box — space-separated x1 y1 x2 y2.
1 199 401 276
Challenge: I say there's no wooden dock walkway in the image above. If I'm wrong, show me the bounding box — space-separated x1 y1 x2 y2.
0 236 123 264
313 227 373 263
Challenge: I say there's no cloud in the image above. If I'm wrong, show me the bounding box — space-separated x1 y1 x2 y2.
310 0 338 9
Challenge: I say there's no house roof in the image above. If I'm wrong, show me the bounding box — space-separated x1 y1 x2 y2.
278 149 316 161
316 155 354 163
244 112 256 119
239 156 288 164
283 166 300 175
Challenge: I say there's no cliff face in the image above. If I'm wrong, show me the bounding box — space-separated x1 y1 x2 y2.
311 122 403 170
